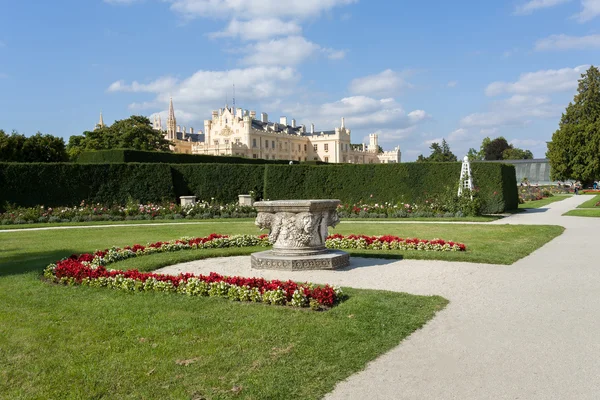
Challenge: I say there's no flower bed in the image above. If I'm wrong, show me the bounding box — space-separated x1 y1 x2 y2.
326 234 466 251
0 200 257 225
43 232 466 309
43 234 341 310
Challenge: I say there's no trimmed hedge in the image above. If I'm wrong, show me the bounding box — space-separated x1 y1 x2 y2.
77 149 297 165
0 163 175 210
171 164 266 202
0 161 518 213
263 162 518 214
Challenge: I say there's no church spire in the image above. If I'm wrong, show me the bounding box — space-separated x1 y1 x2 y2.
95 111 106 130
167 97 176 140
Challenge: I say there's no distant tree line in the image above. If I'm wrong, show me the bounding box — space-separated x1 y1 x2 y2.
0 116 171 162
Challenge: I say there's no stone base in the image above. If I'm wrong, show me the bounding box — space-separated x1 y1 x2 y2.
251 250 350 271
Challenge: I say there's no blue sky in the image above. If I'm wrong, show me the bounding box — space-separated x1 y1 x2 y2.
0 0 598 160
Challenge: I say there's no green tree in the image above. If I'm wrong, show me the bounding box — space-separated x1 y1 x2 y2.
502 147 533 160
67 115 172 158
547 65 600 182
417 139 457 162
483 137 511 160
0 130 67 162
467 147 481 161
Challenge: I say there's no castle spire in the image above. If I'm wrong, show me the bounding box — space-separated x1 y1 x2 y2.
95 111 106 130
167 97 176 140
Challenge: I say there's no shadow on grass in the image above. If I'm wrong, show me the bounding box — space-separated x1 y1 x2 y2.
0 250 75 277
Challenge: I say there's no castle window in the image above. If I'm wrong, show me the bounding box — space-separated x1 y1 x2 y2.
343 156 347 162
324 156 329 162
324 144 329 152
265 141 268 149
252 139 257 148
253 154 257 159
313 144 318 151
304 144 307 152
272 140 275 149
214 140 219 146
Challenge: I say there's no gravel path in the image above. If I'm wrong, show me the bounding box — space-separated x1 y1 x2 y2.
156 195 600 400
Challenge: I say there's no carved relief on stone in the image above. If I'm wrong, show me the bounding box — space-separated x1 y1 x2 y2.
221 126 233 136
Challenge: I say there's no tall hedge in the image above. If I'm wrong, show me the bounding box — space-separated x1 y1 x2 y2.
171 164 266 202
0 161 518 213
263 162 518 214
0 163 174 210
77 149 296 165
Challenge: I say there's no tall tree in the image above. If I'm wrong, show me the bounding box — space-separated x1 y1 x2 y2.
0 130 67 162
483 137 511 160
417 139 458 162
502 147 533 160
67 115 172 158
547 65 600 182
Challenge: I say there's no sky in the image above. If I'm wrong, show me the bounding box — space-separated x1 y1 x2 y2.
0 0 599 161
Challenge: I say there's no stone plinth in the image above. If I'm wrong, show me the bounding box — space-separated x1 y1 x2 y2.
238 194 254 206
251 199 349 270
179 196 197 206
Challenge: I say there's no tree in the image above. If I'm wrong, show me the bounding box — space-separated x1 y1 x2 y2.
0 130 67 162
502 147 533 160
67 115 172 158
417 139 458 162
547 65 600 182
484 137 511 160
467 147 481 161
478 136 534 160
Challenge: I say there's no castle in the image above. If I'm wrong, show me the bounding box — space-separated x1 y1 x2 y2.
151 98 402 163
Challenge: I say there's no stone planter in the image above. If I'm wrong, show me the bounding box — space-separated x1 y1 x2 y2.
251 199 349 270
238 194 254 206
179 196 197 206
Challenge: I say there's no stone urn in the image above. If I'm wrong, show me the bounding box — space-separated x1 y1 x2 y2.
251 200 349 270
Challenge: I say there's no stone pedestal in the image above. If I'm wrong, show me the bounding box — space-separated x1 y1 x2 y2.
238 194 254 206
251 199 349 270
179 196 197 206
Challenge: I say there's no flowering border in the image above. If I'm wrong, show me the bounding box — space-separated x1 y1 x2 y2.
43 232 466 309
326 234 466 252
43 234 341 309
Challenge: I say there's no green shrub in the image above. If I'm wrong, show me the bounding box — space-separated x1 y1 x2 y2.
77 149 296 165
263 162 517 213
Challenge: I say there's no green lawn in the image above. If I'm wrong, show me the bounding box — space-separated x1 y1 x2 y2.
518 195 571 209
0 221 563 398
563 195 600 217
0 215 498 230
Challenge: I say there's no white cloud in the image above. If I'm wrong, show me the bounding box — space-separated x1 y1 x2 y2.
485 65 588 96
107 76 178 93
424 138 444 146
448 128 469 141
535 33 600 50
281 95 430 147
108 66 300 125
461 95 561 128
447 80 458 88
511 138 545 147
240 36 343 66
574 0 600 22
349 69 413 96
209 18 302 41
513 0 572 15
480 128 499 136
168 0 357 20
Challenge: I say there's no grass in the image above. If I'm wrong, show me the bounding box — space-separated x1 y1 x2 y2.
518 195 571 209
0 215 499 230
0 221 564 398
563 195 600 217
0 222 452 399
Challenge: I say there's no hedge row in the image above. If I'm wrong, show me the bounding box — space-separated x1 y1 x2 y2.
263 162 518 214
0 162 518 213
77 149 297 165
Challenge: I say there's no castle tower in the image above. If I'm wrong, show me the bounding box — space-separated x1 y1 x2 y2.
167 97 176 140
369 133 379 152
95 111 105 130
